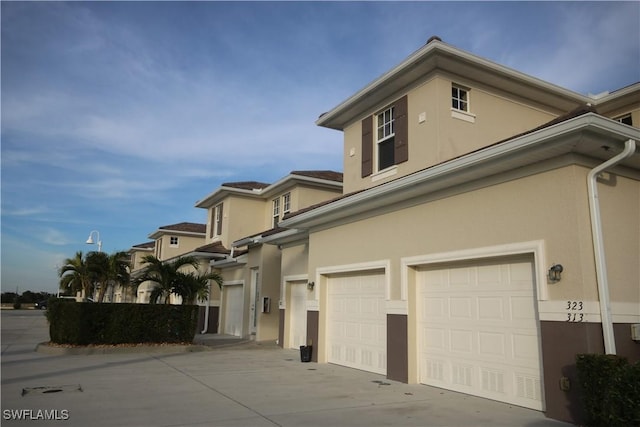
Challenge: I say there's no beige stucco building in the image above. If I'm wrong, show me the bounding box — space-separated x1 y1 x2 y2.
194 171 343 341
259 38 640 424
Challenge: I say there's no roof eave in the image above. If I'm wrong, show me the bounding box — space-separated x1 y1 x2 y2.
316 40 589 130
284 114 638 230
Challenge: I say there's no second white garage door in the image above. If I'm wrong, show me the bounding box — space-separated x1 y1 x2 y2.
327 271 386 375
417 256 543 410
222 284 244 337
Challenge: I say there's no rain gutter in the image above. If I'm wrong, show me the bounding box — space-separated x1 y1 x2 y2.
587 138 637 354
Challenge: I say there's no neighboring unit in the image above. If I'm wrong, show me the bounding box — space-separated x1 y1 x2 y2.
195 171 343 341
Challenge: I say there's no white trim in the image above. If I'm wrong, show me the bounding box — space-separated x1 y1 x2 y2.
451 108 476 123
307 299 319 312
371 165 398 182
386 300 408 315
316 259 391 301
280 274 308 310
538 300 640 323
401 240 548 301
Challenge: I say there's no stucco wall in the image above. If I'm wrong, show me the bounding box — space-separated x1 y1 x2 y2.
342 75 559 194
309 164 639 312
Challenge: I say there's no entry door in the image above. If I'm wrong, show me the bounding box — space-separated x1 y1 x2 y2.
418 256 543 410
289 281 307 349
223 284 243 337
249 269 259 336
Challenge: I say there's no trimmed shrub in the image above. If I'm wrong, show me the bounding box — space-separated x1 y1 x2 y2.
46 299 198 345
576 353 640 427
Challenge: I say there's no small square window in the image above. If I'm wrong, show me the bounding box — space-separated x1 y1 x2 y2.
452 85 469 112
170 236 179 247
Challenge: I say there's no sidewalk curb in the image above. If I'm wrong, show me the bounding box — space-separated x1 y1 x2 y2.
35 342 210 356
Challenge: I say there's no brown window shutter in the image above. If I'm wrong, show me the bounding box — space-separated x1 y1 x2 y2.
394 95 408 164
361 116 373 177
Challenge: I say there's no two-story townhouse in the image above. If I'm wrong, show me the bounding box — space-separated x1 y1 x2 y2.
116 241 155 303
265 37 638 424
195 171 343 341
135 222 207 304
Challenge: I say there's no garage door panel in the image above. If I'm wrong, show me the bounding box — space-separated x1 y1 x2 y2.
419 257 543 410
328 272 386 375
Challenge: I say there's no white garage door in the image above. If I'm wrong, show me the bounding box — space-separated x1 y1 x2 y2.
328 271 386 375
223 284 243 337
289 281 307 349
418 256 543 410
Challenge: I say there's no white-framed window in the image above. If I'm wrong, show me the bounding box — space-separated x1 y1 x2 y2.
452 84 469 112
272 198 280 228
282 192 291 215
376 106 395 171
615 114 633 126
170 236 179 247
214 203 223 237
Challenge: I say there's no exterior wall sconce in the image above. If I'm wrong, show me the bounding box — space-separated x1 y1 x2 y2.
307 281 315 290
548 264 563 283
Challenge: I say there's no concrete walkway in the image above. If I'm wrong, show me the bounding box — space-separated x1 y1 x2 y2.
1 310 572 426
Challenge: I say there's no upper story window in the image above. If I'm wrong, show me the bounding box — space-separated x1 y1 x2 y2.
377 106 396 171
361 95 408 178
272 197 280 228
213 203 223 237
170 236 179 247
283 192 291 215
452 85 469 112
615 114 633 126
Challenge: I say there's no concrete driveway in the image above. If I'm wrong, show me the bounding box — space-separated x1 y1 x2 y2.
1 310 572 426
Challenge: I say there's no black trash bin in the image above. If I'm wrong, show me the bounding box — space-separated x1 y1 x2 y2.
300 345 312 362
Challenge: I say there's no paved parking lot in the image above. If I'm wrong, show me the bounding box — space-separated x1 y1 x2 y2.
1 310 571 426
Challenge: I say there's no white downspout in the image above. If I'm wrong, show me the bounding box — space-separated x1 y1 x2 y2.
587 138 636 355
201 280 211 334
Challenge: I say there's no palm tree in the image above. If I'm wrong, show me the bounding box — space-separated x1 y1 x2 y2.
135 255 200 304
87 251 131 302
173 270 223 305
58 251 92 299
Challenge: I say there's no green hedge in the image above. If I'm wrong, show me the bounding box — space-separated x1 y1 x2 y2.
576 353 640 427
46 298 198 345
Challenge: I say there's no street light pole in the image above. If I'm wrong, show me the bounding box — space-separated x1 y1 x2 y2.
86 230 102 252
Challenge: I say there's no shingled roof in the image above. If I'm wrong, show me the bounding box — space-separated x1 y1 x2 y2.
131 241 155 249
291 170 343 182
221 181 270 190
158 222 206 233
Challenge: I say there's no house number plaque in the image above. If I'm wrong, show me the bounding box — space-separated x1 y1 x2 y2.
566 300 584 322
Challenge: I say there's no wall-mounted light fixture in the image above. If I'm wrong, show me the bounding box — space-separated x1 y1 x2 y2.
548 264 563 283
307 281 315 290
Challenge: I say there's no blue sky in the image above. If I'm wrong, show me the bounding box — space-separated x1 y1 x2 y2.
2 1 639 294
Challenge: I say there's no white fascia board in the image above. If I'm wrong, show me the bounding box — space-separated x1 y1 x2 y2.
261 174 342 198
283 114 636 230
260 228 307 246
148 230 206 239
195 186 264 209
317 40 588 129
